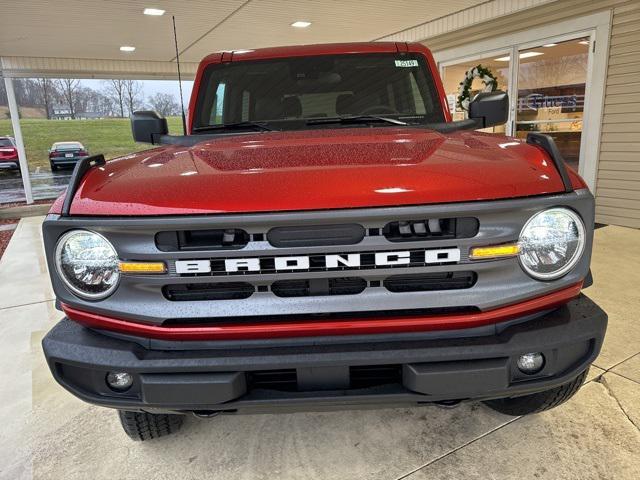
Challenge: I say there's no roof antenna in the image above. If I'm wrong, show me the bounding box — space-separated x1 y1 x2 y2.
172 15 187 135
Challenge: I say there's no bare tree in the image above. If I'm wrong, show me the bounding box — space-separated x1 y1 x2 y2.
96 93 116 117
73 86 94 116
77 88 114 117
1 79 41 108
0 81 7 105
34 78 58 119
104 79 127 117
57 78 80 119
147 92 180 117
0 79 41 107
123 80 143 116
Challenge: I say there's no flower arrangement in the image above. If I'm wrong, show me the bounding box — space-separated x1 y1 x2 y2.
457 65 498 111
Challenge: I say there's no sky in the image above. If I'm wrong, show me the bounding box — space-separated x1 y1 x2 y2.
81 79 194 106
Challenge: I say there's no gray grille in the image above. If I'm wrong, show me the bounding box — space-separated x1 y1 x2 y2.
42 189 595 326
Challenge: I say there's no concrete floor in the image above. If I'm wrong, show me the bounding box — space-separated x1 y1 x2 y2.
0 217 639 480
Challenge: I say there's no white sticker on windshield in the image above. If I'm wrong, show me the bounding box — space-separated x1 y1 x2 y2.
395 59 418 67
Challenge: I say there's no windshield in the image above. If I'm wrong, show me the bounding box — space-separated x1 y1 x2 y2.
0 138 14 147
193 53 445 131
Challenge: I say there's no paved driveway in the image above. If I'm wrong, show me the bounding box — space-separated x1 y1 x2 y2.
0 170 71 203
0 218 639 480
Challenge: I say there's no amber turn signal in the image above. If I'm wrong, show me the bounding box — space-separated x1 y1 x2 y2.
470 244 520 260
118 261 166 274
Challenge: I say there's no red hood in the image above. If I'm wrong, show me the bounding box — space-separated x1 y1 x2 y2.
53 128 584 216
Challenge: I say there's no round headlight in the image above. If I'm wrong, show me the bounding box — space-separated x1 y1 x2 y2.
518 208 586 280
55 230 120 300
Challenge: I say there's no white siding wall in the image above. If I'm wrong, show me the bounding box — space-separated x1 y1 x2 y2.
375 0 554 42
596 2 640 228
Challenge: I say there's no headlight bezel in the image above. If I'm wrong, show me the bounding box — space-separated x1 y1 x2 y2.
54 229 120 300
518 207 586 281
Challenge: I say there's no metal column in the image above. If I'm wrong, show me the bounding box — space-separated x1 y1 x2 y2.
3 76 34 204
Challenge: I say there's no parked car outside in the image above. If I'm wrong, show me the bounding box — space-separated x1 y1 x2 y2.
49 141 89 171
0 136 20 173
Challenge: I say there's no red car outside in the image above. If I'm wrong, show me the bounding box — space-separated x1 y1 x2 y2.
0 136 20 172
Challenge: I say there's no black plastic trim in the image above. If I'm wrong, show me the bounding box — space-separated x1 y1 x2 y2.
383 271 476 293
156 228 250 251
583 269 593 289
268 224 365 248
526 133 574 193
163 282 255 301
41 294 607 413
61 154 106 217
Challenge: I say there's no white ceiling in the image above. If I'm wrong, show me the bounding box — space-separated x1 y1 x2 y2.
0 0 481 63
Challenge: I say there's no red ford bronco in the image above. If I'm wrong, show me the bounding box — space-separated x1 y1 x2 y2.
42 42 607 441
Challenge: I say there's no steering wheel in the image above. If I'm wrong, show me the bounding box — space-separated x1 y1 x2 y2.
359 105 400 115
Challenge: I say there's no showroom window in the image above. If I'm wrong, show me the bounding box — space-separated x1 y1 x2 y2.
440 34 592 174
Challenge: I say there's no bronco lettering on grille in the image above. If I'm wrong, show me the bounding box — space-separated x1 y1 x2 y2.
175 248 461 275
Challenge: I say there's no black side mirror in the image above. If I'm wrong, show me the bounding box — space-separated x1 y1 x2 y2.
469 91 508 128
131 111 168 144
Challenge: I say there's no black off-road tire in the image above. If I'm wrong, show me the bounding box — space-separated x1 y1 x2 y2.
118 410 184 441
484 368 588 416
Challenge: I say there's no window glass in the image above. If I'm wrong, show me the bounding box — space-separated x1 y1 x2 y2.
194 53 444 130
210 82 226 124
515 38 589 171
409 75 426 114
241 90 250 121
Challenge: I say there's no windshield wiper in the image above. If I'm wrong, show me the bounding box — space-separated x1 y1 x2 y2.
193 121 275 133
306 115 408 126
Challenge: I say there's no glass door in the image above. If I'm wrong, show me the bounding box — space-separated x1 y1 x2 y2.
514 37 591 172
441 52 511 134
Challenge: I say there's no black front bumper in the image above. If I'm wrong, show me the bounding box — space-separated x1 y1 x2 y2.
42 294 607 415
0 161 19 169
50 156 86 166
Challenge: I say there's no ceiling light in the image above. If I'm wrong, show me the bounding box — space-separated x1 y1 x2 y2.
291 21 311 28
494 51 544 61
120 46 136 52
542 43 557 47
520 51 544 59
143 8 165 15
578 40 590 45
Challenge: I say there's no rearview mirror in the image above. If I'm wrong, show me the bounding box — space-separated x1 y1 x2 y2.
468 91 508 128
131 111 168 144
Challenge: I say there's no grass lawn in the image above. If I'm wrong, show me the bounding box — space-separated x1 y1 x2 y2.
0 116 183 171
